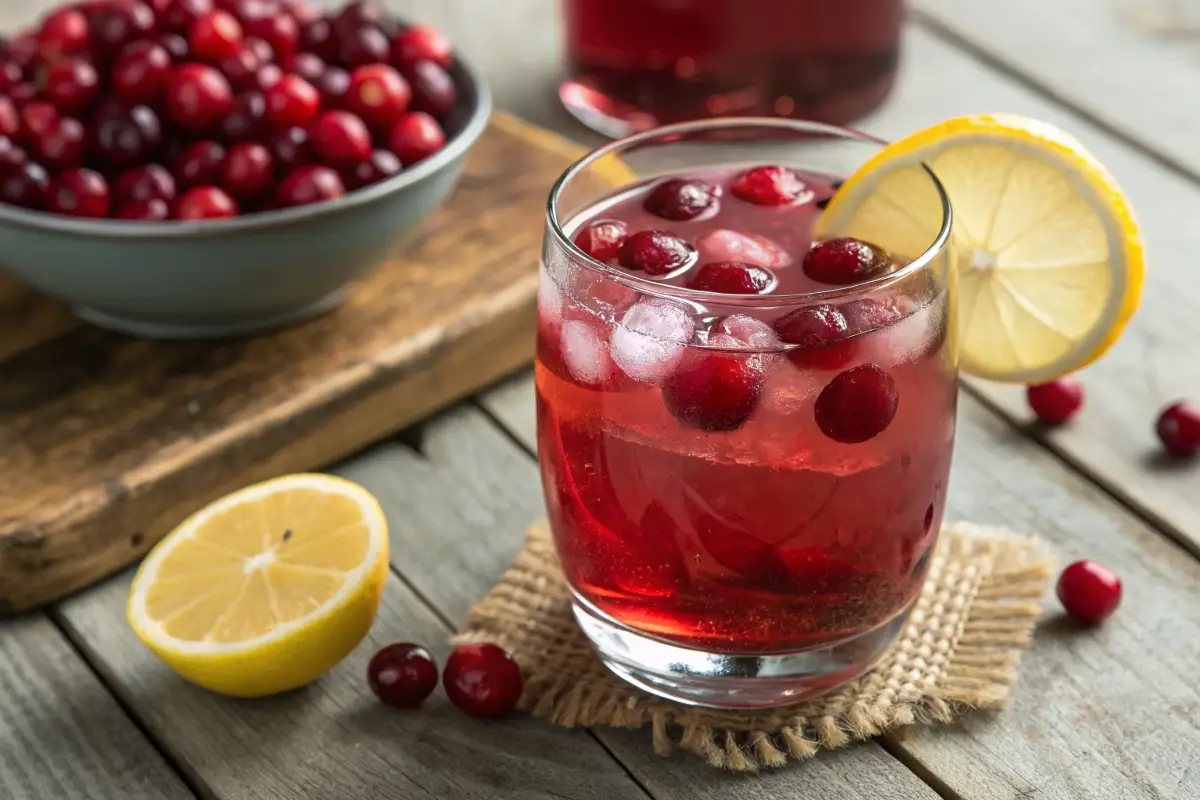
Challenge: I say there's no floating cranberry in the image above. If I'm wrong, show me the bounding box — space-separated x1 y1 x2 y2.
402 60 456 117
155 31 190 60
664 351 765 431
442 643 522 718
162 0 214 34
37 117 87 168
688 261 775 294
89 2 156 59
0 99 18 139
1156 400 1200 457
217 89 266 140
111 41 173 104
618 230 695 276
38 8 92 62
91 104 163 167
774 304 854 369
731 165 808 206
815 364 899 444
346 64 410 130
172 138 225 187
281 51 324 83
803 237 893 285
115 163 176 204
390 24 452 69
216 44 265 90
0 161 50 209
1057 560 1122 624
339 25 389 69
275 163 343 207
574 219 627 262
643 178 720 221
244 14 299 60
368 643 438 709
166 63 233 131
47 168 110 218
220 141 272 198
176 184 237 219
188 10 243 62
313 65 350 109
343 148 400 189
386 111 443 164
264 124 309 170
116 196 172 219
1026 378 1084 425
264 74 320 127
299 16 338 62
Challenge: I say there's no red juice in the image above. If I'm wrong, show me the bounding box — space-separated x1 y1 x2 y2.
560 0 904 136
536 166 955 655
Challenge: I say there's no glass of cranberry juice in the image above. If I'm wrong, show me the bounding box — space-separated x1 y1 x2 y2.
560 0 904 138
537 119 954 708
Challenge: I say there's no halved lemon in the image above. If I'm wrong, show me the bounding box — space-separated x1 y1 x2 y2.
127 473 389 698
816 113 1145 383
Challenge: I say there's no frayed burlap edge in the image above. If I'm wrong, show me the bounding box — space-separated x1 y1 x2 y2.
454 522 1054 771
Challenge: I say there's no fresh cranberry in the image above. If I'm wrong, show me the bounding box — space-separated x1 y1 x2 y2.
574 219 627 261
264 124 309 170
21 101 60 142
172 138 225 187
0 99 18 139
309 110 370 166
242 35 274 63
343 148 400 189
0 135 26 170
401 60 456 118
162 0 214 34
44 60 101 114
91 104 163 167
1026 378 1084 425
442 643 522 718
334 0 386 33
688 261 775 294
0 161 50 209
345 64 410 130
112 41 173 103
390 24 452 69
776 304 857 368
166 63 233 131
803 237 893 285
6 34 41 72
220 141 272 199
47 168 110 218
284 0 321 25
222 0 274 25
299 16 338 62
176 184 237 218
643 178 720 221
217 89 266 140
251 63 282 92
89 2 156 58
664 351 765 431
313 66 350 109
730 165 808 206
116 196 172 219
339 26 389 69
0 63 23 93
264 74 319 126
1057 560 1122 624
814 364 899 444
367 643 438 709
216 44 265 89
115 163 176 203
618 230 696 276
281 51 324 82
188 10 243 61
38 8 92 62
7 83 39 107
155 31 190 60
275 163 343 207
1156 400 1200 457
36 117 87 168
386 111 443 164
244 14 298 60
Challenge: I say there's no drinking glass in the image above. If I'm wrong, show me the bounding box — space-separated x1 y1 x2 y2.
536 118 954 708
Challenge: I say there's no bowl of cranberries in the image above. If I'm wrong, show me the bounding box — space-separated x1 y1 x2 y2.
0 0 490 338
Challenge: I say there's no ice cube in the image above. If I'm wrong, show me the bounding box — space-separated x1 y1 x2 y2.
710 314 780 350
697 229 792 268
762 362 822 415
560 319 614 385
538 268 564 326
610 298 696 384
865 300 943 365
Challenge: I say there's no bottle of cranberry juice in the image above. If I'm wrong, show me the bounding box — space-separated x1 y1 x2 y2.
536 120 954 708
560 0 904 137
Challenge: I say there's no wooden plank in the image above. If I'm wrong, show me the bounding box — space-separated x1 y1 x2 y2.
336 407 943 798
54 568 653 800
0 614 193 800
483 373 1200 799
910 0 1200 180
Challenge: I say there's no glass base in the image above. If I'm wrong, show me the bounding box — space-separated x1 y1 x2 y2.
572 593 915 709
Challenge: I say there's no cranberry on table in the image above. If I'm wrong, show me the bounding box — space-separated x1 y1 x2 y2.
618 229 696 276
688 261 775 294
344 148 400 190
402 60 456 117
643 178 721 221
276 164 344 207
1057 560 1122 624
265 124 310 170
217 89 267 140
664 351 765 432
1155 400 1200 457
47 168 110 218
162 0 215 35
112 41 174 104
731 165 808 206
338 25 390 69
265 74 320 126
221 141 273 199
390 24 453 69
774 304 854 370
814 363 900 444
37 8 92 62
166 63 234 132
92 104 164 167
173 138 226 187
115 163 176 204
367 643 438 709
309 109 371 165
346 64 410 130
176 184 237 219
1026 378 1084 425
442 643 523 718
0 161 50 209
244 14 299 60
36 117 87 169
574 219 628 262
803 237 893 285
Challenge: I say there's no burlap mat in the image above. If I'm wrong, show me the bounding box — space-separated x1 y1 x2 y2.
454 522 1054 771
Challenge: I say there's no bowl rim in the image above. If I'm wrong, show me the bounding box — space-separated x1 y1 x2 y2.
0 44 493 239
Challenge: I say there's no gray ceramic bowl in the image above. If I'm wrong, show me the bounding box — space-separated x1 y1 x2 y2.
0 53 492 339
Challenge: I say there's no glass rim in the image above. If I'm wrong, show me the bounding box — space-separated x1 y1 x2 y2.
545 116 954 306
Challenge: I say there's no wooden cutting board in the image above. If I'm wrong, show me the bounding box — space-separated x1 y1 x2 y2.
0 111 591 616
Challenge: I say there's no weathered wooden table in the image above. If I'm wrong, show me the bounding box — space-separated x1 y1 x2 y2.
4 1 1199 798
